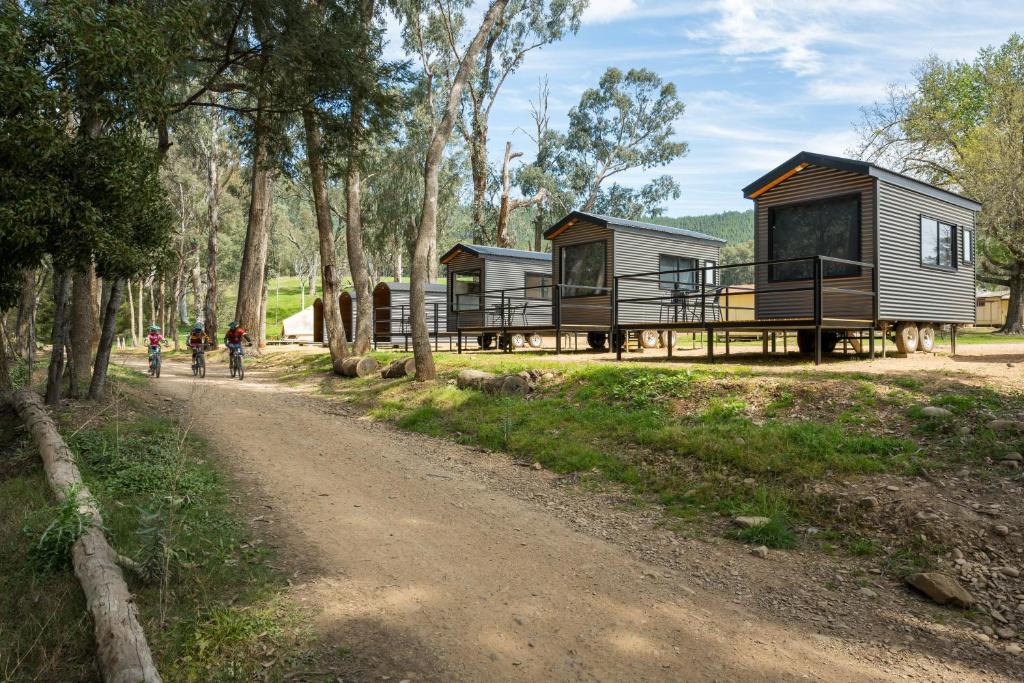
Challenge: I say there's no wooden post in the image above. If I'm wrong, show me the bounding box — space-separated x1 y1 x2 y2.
554 285 562 355
813 257 823 366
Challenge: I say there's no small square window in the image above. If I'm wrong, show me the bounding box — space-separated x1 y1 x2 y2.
962 228 974 264
921 216 956 268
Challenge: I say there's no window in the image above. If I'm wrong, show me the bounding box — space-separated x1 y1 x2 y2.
962 227 974 265
921 217 956 268
524 272 552 299
452 270 481 311
658 254 697 290
769 195 860 281
560 241 606 297
704 260 716 287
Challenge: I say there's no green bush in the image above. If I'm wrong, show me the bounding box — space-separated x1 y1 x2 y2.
22 483 96 574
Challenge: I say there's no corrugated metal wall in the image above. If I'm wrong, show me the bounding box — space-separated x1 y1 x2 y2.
877 181 976 323
486 256 552 326
754 165 875 322
376 284 447 341
614 228 722 326
552 220 613 326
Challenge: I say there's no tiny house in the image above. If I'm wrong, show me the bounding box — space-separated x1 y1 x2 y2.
372 281 447 345
742 151 980 353
546 211 724 346
442 243 552 345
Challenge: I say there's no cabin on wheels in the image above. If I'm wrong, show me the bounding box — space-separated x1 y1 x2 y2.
739 151 980 356
372 281 447 347
442 243 552 349
548 211 725 349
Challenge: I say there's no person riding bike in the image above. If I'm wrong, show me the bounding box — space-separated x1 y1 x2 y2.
187 323 212 362
146 325 164 360
224 321 252 358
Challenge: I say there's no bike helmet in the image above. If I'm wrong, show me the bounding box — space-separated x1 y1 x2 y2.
228 321 239 329
193 323 203 332
148 325 161 332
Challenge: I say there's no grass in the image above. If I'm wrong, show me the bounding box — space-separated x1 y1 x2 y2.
955 327 1024 345
0 379 316 681
256 348 1024 561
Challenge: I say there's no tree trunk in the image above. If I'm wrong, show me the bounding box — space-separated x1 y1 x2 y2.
15 268 35 358
411 0 510 380
469 109 490 243
204 108 221 348
127 278 138 347
10 389 162 682
394 236 403 282
1000 267 1024 335
69 266 97 398
303 107 348 372
346 117 374 356
88 278 124 400
138 279 146 342
259 275 268 346
235 105 273 346
45 271 73 406
496 141 545 249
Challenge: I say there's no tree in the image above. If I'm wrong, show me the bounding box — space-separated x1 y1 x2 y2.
407 0 511 380
559 67 687 214
495 141 546 247
854 35 1024 333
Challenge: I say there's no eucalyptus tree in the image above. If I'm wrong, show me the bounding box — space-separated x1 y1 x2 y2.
855 35 1024 333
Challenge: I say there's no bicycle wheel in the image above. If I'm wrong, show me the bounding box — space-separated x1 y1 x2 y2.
199 355 206 378
230 354 236 378
155 357 161 378
237 355 245 380
192 356 198 376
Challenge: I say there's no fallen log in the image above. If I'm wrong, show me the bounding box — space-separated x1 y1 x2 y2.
456 369 529 396
340 356 379 378
380 357 416 379
10 389 161 683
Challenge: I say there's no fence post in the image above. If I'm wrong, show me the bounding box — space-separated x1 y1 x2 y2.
613 277 621 361
433 302 438 352
814 256 823 366
554 285 562 355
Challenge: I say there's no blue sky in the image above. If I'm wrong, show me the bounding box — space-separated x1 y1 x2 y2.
389 1 1024 216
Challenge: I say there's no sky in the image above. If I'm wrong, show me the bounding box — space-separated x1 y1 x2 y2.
387 1 1024 217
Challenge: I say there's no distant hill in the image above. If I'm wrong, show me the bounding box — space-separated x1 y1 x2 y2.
648 210 754 244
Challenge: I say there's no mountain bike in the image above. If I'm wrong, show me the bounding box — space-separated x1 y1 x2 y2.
229 344 245 380
191 345 207 378
148 345 162 378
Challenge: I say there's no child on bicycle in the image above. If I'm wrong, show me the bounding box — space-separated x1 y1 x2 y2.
146 325 164 360
224 321 252 357
187 323 212 362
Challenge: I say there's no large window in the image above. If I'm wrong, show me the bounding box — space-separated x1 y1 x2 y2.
921 217 956 268
560 241 606 297
658 254 697 290
452 270 481 311
961 227 974 265
524 272 552 299
769 194 860 281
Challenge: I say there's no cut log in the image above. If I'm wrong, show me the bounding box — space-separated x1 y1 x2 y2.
340 356 379 378
380 358 416 379
9 389 161 683
456 369 530 396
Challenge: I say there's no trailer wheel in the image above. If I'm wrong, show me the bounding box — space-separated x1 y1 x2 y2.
894 322 919 354
661 331 677 349
527 333 543 348
478 334 495 350
510 333 526 349
918 324 935 352
797 330 839 354
586 332 607 350
640 329 660 349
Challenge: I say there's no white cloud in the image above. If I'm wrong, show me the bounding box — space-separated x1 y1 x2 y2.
583 0 640 24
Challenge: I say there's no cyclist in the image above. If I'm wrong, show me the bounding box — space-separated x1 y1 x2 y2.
146 325 164 360
187 323 212 363
224 321 252 359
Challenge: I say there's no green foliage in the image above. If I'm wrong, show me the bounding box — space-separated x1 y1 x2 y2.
730 516 796 549
651 210 754 244
23 484 95 574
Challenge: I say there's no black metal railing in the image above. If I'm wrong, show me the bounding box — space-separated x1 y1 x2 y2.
370 301 455 352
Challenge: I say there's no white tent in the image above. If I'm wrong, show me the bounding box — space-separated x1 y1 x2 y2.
280 306 315 340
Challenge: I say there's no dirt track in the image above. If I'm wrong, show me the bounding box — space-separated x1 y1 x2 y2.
125 353 1017 682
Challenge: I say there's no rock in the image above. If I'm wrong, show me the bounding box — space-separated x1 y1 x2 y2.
885 485 900 492
750 545 769 559
742 478 756 486
1007 644 1023 655
921 406 953 418
513 615 527 626
996 627 1017 640
531 462 542 471
1005 452 1023 462
993 525 1011 537
1000 566 1021 578
988 419 1024 434
905 572 976 608
859 587 878 598
733 516 771 529
952 548 964 560
858 496 879 509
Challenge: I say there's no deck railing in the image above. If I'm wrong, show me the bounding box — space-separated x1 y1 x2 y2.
371 301 454 351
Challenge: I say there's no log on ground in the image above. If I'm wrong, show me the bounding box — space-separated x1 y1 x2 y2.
456 369 529 396
340 356 379 377
10 389 162 683
380 358 416 379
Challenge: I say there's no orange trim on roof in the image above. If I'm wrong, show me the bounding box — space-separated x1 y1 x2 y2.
748 162 808 199
546 217 578 240
440 246 466 265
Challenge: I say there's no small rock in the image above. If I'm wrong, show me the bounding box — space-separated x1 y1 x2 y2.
1005 452 1023 462
742 478 756 486
733 516 771 528
531 462 542 471
858 496 879 510
921 406 953 418
905 572 976 608
952 548 964 560
750 545 769 559
994 525 1011 537
988 419 1024 434
996 627 1017 640
1007 643 1023 655
859 587 878 598
885 485 900 492
513 615 527 626
1000 566 1021 578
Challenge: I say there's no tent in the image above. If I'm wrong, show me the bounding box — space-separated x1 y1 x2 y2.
280 305 315 340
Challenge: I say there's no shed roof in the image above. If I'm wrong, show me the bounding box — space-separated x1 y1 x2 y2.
374 281 446 294
544 211 726 244
742 151 982 211
440 242 552 265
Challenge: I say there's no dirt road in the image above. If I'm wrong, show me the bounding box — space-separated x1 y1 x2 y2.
127 354 1010 682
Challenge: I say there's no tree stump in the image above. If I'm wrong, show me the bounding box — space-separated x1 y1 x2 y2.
456 369 530 396
340 356 379 377
380 358 416 379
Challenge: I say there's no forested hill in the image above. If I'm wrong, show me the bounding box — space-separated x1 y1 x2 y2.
648 210 754 244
